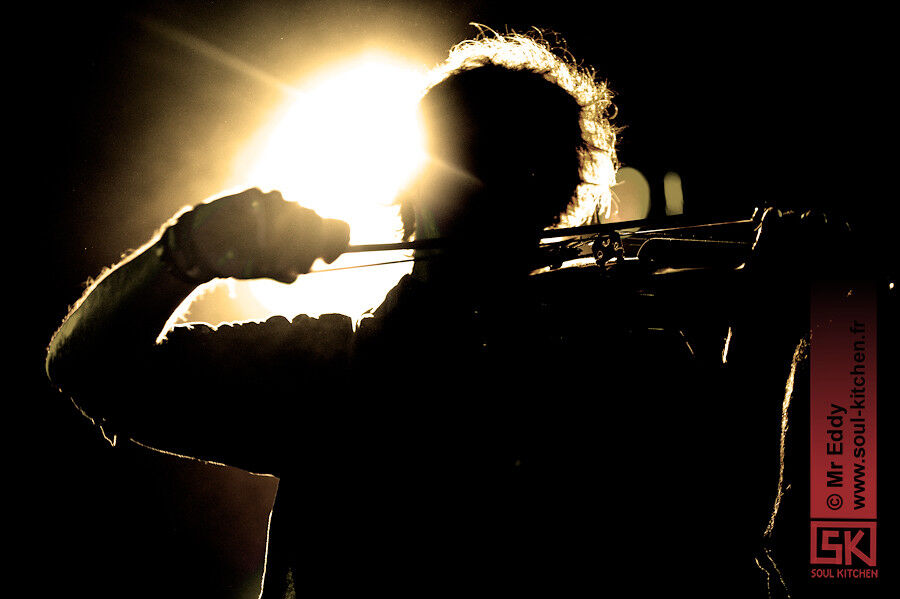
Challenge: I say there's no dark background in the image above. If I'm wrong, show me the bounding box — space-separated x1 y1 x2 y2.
12 1 894 597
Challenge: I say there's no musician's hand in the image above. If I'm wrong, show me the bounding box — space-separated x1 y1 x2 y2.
167 188 350 283
733 206 855 353
748 206 852 278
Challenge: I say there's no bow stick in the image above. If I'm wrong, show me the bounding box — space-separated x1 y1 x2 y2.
312 213 757 273
345 214 755 254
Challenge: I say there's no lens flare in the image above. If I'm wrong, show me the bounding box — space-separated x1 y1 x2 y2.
233 53 427 322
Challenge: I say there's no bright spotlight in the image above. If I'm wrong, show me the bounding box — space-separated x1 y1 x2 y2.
235 53 428 322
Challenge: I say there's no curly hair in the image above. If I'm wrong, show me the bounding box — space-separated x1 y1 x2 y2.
401 25 619 241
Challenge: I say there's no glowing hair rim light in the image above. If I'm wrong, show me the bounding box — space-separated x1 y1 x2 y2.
424 24 620 226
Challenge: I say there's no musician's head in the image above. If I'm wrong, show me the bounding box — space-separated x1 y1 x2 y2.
400 27 618 253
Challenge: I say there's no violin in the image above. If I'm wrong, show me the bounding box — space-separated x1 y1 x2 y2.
335 209 766 361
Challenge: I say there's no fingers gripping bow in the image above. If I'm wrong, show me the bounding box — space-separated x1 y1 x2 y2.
161 188 350 284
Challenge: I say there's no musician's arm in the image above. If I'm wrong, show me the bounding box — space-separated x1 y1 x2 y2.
46 188 350 470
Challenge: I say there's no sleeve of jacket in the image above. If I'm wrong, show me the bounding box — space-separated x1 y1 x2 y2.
52 312 354 476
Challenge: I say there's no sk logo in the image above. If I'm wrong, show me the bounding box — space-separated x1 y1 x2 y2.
810 522 876 566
